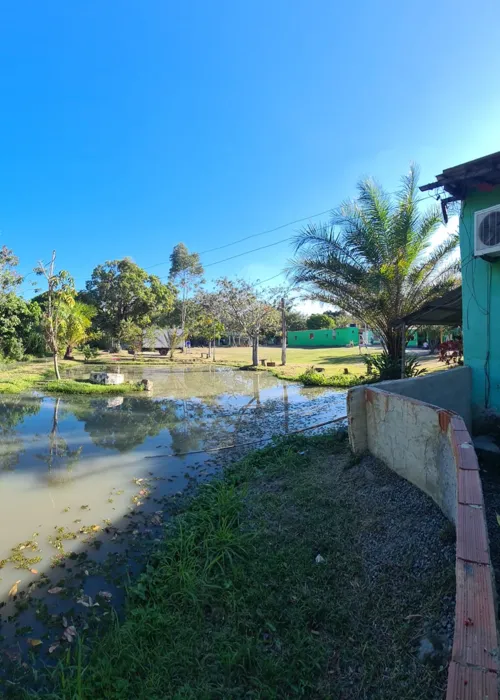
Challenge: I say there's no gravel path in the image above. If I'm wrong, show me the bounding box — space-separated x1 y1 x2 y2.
352 454 456 672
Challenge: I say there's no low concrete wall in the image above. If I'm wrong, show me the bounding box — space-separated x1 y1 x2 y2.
347 385 499 698
362 387 457 522
375 366 472 431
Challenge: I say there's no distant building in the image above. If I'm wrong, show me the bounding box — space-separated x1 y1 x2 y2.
287 326 375 347
143 328 184 353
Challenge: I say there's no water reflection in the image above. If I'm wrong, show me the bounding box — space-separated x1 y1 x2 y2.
0 395 42 471
36 398 83 482
0 368 346 615
72 397 179 452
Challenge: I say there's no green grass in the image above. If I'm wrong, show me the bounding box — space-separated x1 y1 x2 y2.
24 433 453 700
45 380 143 395
295 368 366 388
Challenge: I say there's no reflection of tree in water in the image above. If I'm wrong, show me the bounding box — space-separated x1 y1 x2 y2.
0 395 42 471
72 397 180 452
36 398 83 482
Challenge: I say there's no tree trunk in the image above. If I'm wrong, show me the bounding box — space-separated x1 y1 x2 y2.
212 337 216 362
64 344 73 360
281 297 286 366
252 336 259 366
53 352 61 380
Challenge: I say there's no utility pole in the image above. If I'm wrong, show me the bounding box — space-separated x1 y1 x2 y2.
281 297 287 366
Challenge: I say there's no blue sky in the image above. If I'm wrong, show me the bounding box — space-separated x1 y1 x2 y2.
1 1 500 307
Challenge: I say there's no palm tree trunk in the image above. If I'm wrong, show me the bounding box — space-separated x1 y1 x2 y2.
384 327 403 364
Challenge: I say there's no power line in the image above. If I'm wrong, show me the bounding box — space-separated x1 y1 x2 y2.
157 236 294 279
144 208 332 272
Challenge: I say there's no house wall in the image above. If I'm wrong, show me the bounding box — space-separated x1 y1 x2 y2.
460 187 500 418
287 326 359 347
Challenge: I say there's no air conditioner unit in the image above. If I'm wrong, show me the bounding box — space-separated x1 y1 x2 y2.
474 204 500 259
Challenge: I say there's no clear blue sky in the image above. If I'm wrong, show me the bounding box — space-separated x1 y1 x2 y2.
2 0 500 300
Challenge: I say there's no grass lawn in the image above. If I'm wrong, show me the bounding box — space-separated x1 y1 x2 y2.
0 359 144 394
27 432 454 700
204 345 444 377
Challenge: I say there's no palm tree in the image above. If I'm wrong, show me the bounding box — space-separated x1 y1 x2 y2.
60 301 96 359
290 165 459 363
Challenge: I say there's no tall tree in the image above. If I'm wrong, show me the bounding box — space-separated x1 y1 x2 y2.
85 258 175 349
290 165 459 362
168 244 204 335
35 252 75 380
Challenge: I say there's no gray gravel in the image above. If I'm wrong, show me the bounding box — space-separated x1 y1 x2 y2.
350 455 456 662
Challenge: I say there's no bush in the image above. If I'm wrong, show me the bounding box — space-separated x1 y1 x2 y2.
3 337 25 361
297 366 365 388
81 344 100 361
299 366 328 386
362 352 426 381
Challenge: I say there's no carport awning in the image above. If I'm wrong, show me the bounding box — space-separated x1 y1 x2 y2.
394 286 462 327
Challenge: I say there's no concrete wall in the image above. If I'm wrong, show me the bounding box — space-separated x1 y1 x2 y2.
374 366 472 431
361 388 457 521
460 188 500 417
347 385 499 697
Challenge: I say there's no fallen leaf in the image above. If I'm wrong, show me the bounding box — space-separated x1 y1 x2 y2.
97 590 112 601
77 594 99 608
63 625 77 643
27 638 42 647
315 554 325 564
91 525 100 532
62 616 68 628
48 587 63 595
8 580 21 597
48 642 60 654
30 569 38 575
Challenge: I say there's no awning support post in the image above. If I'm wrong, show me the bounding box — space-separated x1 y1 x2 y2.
401 323 406 379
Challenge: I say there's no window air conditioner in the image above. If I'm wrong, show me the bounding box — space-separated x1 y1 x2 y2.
474 204 500 259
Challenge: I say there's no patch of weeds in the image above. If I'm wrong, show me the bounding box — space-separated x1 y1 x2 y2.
48 527 78 552
0 540 43 571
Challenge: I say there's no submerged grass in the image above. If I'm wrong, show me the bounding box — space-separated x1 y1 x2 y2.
23 432 453 700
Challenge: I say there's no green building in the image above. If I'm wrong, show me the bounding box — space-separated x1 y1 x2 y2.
421 152 500 420
288 327 360 347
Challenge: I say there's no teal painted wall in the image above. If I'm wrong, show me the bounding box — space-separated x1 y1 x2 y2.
460 188 500 416
287 327 359 347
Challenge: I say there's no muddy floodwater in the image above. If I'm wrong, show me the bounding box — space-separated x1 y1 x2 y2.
0 366 346 680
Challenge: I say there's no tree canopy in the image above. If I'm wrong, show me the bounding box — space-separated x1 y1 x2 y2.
306 313 334 330
85 258 175 347
291 165 459 360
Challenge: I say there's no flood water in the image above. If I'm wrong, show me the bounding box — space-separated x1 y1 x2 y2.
0 366 346 676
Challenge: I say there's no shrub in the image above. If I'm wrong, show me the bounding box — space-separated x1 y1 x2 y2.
81 344 100 361
362 352 426 381
4 337 25 361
